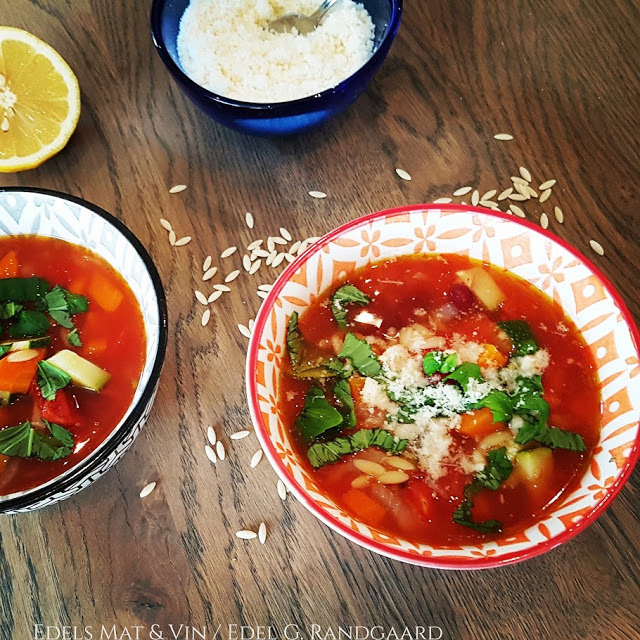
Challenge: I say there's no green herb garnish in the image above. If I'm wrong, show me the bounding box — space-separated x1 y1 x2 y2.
453 448 513 532
422 351 458 376
0 277 49 303
9 310 50 338
333 379 355 428
338 333 382 377
307 428 408 468
0 302 23 320
475 447 514 490
295 387 344 440
516 421 585 451
67 328 82 347
44 285 89 329
286 311 344 379
444 362 483 392
498 320 539 356
286 312 303 368
452 482 503 533
37 361 71 401
509 378 585 451
330 284 370 329
476 389 513 423
0 420 74 460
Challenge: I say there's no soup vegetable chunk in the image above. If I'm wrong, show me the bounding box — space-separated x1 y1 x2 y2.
0 236 146 496
279 255 600 545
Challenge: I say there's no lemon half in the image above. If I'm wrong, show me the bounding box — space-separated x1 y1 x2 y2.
0 27 81 173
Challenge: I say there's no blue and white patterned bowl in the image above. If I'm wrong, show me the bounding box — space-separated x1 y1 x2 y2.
0 188 168 513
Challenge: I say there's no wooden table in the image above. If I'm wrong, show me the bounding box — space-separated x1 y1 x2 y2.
1 1 639 639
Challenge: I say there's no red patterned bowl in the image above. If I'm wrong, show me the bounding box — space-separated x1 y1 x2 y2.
246 204 640 568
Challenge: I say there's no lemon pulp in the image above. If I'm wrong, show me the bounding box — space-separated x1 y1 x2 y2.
0 27 80 172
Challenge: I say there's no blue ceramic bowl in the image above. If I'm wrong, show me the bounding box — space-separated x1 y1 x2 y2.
150 0 402 136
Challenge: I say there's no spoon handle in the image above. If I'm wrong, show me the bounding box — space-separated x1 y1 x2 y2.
310 0 341 22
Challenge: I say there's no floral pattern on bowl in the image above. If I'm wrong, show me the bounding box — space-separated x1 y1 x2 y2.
246 204 640 568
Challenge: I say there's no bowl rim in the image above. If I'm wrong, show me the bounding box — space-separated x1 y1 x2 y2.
246 202 640 569
0 187 168 512
150 0 403 114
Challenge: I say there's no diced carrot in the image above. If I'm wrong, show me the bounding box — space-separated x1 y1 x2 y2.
66 278 87 296
459 407 505 438
478 343 508 369
76 312 108 354
0 356 39 394
0 251 19 278
349 376 366 402
89 274 123 312
342 488 387 526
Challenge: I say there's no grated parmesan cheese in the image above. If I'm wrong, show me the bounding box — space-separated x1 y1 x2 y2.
357 333 552 482
360 378 395 413
449 335 484 364
177 0 375 103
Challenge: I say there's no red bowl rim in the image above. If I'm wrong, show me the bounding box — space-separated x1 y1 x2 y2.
246 203 640 569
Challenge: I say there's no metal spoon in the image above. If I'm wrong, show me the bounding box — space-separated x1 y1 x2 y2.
268 0 341 35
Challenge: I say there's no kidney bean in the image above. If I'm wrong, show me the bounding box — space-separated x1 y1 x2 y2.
449 283 476 312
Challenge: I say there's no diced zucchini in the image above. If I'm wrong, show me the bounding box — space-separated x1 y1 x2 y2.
515 447 554 483
0 336 51 352
0 391 10 406
46 349 111 392
456 267 505 311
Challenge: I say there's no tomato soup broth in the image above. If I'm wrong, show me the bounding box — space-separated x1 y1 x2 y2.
0 236 146 496
279 254 601 546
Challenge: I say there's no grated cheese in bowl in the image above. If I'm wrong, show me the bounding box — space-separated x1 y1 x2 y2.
176 0 375 103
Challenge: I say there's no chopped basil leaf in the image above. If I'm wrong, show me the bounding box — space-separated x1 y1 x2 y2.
536 426 586 452
440 352 458 374
67 328 82 347
0 420 74 460
422 351 444 375
396 404 418 424
510 377 585 451
477 389 513 423
444 362 483 392
295 387 344 440
44 285 89 329
0 301 23 320
453 482 503 533
512 395 550 441
517 421 585 451
0 344 9 358
516 375 543 394
0 421 34 457
422 351 457 375
286 312 343 379
286 312 302 368
333 379 356 428
0 277 49 303
307 428 408 468
338 333 382 377
33 420 75 461
475 447 513 490
330 284 370 328
44 286 74 328
453 448 513 532
63 291 89 315
37 361 71 401
498 320 539 356
9 310 50 338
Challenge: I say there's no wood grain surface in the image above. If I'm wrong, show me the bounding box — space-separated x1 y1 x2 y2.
1 1 639 639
